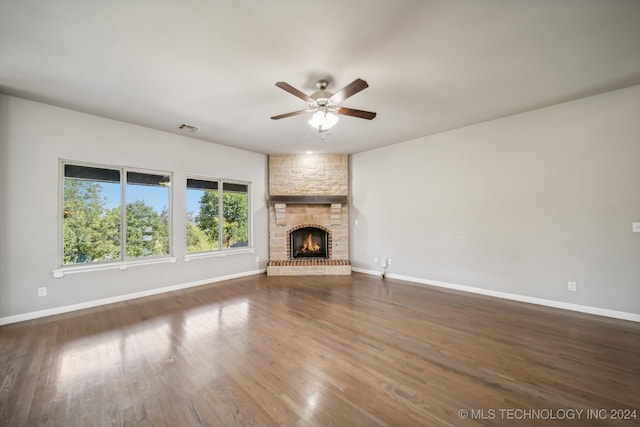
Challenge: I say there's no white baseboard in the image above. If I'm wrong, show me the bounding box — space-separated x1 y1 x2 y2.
4 268 637 325
0 269 266 326
351 267 385 277
352 268 640 323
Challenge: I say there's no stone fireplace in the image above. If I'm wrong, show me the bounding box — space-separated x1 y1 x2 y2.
267 154 351 275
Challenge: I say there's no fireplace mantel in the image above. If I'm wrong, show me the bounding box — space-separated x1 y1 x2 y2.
268 195 348 205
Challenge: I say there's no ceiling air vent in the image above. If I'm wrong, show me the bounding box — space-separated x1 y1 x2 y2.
177 123 200 133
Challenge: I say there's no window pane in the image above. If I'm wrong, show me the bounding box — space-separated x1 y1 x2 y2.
186 179 219 253
222 182 249 249
63 164 121 264
126 171 170 258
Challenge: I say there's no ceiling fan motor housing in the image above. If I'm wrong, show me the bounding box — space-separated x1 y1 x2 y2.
310 80 334 108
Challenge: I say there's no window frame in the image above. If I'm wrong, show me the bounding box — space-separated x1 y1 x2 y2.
124 168 173 260
185 175 252 258
58 159 174 271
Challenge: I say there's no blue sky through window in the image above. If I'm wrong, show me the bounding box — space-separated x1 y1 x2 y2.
100 183 201 214
186 189 205 219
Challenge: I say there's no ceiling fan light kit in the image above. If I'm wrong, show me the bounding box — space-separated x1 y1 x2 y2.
308 107 339 132
271 78 376 136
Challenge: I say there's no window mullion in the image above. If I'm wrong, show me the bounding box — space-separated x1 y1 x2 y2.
218 181 223 251
121 169 127 261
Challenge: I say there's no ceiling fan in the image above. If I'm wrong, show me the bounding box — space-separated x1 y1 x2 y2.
271 78 377 133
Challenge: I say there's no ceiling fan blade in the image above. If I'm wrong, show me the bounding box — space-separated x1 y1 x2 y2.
275 82 314 103
330 79 369 103
337 107 377 120
271 109 309 120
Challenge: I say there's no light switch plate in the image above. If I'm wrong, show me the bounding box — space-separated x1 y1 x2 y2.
632 222 640 233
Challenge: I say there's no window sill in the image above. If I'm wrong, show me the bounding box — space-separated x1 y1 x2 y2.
52 256 177 278
184 247 255 262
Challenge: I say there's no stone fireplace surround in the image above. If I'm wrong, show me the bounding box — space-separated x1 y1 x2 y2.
267 154 351 276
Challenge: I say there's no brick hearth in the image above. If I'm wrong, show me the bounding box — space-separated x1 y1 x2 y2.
267 259 351 266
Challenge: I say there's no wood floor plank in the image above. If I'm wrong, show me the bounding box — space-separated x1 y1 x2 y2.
1 273 639 426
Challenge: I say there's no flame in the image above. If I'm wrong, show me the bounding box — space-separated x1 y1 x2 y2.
300 233 321 253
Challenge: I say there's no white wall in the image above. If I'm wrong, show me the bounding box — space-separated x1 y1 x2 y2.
351 85 640 316
0 95 269 320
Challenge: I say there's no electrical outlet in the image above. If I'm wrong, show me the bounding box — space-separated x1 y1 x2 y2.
632 222 640 233
374 257 378 264
567 281 577 292
387 258 392 266
256 256 260 263
38 287 47 297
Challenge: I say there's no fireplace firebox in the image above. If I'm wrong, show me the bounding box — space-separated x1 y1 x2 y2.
290 227 328 259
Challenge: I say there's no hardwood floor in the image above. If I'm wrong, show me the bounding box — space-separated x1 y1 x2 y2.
1 273 639 426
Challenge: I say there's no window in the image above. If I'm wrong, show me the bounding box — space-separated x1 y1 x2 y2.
125 171 170 258
186 179 219 253
186 178 250 254
63 164 121 264
222 182 249 249
62 161 171 266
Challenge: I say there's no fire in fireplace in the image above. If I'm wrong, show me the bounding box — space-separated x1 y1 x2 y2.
290 227 328 258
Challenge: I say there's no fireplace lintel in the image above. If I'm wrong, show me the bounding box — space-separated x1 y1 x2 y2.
269 195 348 205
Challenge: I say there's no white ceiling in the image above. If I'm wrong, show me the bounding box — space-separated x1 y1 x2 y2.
1 1 639 155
